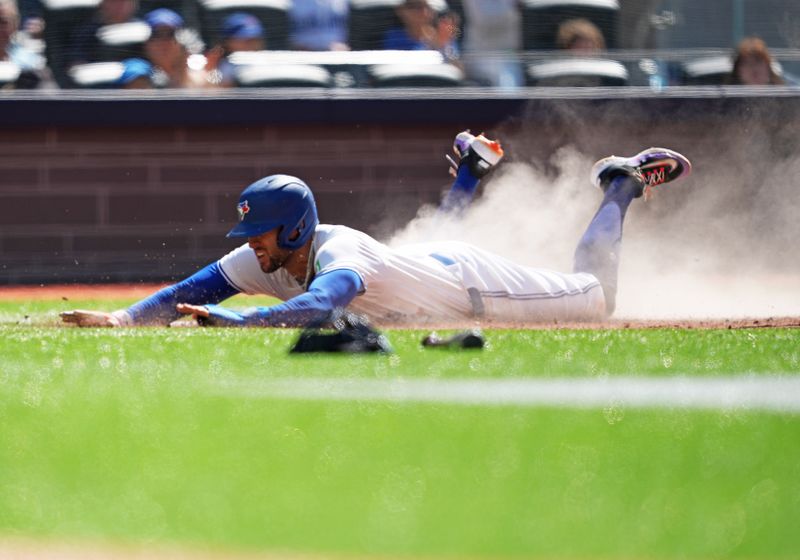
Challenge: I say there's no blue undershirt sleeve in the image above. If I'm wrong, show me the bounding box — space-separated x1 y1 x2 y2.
201 268 363 328
439 164 481 214
126 261 240 325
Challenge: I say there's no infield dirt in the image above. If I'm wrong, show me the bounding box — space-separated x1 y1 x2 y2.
3 284 797 330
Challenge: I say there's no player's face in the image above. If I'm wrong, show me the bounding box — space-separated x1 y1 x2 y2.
248 227 292 273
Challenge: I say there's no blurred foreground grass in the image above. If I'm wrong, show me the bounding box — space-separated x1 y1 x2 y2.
0 298 799 558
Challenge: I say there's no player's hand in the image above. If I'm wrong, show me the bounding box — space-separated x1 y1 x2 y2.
60 309 121 327
176 303 210 324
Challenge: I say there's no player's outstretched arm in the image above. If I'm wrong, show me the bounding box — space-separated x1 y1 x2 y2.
125 262 239 325
60 261 240 327
176 268 363 328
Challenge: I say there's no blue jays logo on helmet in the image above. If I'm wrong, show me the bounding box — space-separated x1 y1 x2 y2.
237 200 250 221
226 174 319 250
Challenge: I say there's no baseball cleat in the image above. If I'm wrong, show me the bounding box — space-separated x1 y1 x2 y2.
590 147 692 198
446 130 505 178
452 130 476 158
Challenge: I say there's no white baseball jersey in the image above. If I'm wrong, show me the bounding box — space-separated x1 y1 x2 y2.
218 224 606 325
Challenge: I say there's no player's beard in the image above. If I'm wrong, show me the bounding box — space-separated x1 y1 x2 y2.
256 248 290 273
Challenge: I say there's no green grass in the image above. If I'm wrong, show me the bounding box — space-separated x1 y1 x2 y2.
1 298 799 558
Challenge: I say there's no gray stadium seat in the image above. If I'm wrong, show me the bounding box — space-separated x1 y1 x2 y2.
227 48 447 87
67 61 126 88
680 56 732 85
41 0 102 87
368 62 464 87
526 57 628 86
348 0 401 51
680 55 785 86
0 61 21 87
520 0 619 50
196 0 289 49
95 21 151 62
234 64 333 87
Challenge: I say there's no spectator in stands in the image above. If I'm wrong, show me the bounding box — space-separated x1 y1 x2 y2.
383 0 459 60
17 0 43 39
117 57 153 88
460 0 522 87
728 37 784 86
543 17 617 87
290 0 349 51
0 0 46 88
222 12 265 53
68 0 140 65
143 8 207 88
206 12 265 87
556 18 605 53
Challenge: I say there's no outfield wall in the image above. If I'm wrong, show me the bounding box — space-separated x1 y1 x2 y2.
1 88 798 284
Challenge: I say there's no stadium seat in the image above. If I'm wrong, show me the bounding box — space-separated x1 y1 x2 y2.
94 21 150 62
368 62 464 87
348 0 449 51
227 48 446 87
679 56 732 85
525 57 628 86
67 61 126 88
0 61 21 87
348 0 401 51
680 55 787 86
41 0 102 87
196 0 290 49
234 64 333 87
520 0 619 50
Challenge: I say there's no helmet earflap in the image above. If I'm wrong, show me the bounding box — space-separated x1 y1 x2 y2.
277 213 313 250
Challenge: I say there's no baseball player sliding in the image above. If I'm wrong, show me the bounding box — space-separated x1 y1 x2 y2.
61 131 691 328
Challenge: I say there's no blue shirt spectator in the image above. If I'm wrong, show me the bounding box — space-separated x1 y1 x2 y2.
208 12 266 87
142 9 208 88
222 12 265 50
117 57 153 88
383 0 459 59
383 27 427 51
290 0 349 51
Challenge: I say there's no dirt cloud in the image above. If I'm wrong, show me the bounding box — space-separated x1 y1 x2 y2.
387 115 800 319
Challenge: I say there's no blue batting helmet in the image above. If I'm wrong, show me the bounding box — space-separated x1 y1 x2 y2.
226 175 318 250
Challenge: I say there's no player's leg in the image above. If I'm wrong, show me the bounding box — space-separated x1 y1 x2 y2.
573 170 642 315
573 148 692 315
439 131 504 214
441 242 607 323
